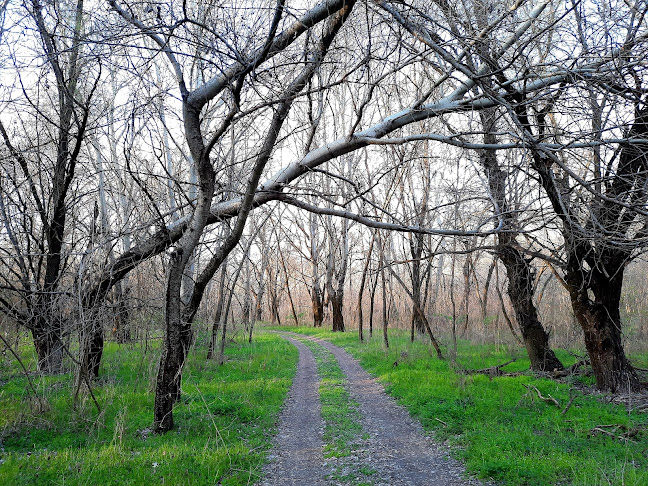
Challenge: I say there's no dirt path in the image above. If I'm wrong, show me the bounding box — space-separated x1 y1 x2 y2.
259 336 326 486
259 332 487 486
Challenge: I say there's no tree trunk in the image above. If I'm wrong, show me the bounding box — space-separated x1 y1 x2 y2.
567 267 640 391
243 256 252 342
207 263 227 359
381 268 389 348
409 259 426 336
369 269 378 338
218 310 228 366
312 286 324 327
309 212 324 327
499 247 564 371
330 290 345 332
450 253 458 357
477 106 563 372
111 285 131 344
254 241 269 322
154 251 187 432
154 90 216 432
357 234 376 342
87 322 104 379
32 322 63 374
460 255 471 337
380 242 389 348
268 264 281 325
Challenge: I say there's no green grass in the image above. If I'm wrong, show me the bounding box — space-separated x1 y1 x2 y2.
276 326 648 486
0 331 298 485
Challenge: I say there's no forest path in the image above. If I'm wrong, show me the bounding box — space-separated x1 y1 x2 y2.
258 332 487 486
258 335 327 486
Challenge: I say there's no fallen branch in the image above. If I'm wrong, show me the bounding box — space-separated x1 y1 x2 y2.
567 359 589 373
550 359 591 379
460 358 520 378
590 424 642 442
522 384 560 407
561 389 576 416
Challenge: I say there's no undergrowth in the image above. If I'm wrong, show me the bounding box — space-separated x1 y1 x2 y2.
277 326 648 486
0 332 298 485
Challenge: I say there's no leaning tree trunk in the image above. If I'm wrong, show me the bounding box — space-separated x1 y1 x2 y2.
478 106 563 372
155 251 189 432
499 246 564 371
154 91 216 431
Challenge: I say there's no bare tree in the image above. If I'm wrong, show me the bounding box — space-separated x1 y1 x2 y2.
0 0 99 373
108 0 359 431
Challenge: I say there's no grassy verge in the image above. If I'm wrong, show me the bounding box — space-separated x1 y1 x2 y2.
276 326 648 486
0 331 298 485
295 337 375 486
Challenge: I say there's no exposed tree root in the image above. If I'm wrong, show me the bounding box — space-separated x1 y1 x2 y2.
549 359 590 379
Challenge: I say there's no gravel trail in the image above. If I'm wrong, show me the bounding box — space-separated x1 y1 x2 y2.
259 332 488 486
259 335 326 486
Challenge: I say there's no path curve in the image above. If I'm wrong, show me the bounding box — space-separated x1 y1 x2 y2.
259 335 326 486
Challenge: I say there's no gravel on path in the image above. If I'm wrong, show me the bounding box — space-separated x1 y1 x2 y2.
258 332 490 486
258 335 326 486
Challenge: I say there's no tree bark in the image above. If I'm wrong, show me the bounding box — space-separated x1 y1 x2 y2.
564 261 640 391
357 234 376 341
478 107 564 372
498 246 564 371
514 98 647 389
330 291 345 332
325 212 349 332
368 269 378 338
31 323 64 374
309 213 324 327
409 233 426 337
312 286 324 327
207 262 227 360
380 245 389 349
